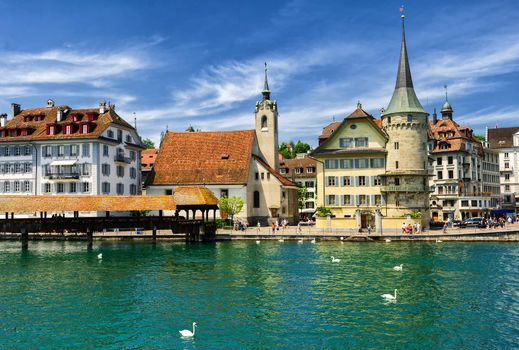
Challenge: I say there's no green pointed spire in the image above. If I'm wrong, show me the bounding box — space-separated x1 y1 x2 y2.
262 62 270 100
385 12 426 115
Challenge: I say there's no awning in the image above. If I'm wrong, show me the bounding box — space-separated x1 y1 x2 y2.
50 159 78 166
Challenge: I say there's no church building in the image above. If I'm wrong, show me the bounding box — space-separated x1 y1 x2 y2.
146 67 299 224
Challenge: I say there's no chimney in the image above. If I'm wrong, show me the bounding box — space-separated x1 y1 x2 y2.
432 108 438 124
47 99 55 108
0 113 7 127
11 103 21 118
99 100 107 114
56 108 63 122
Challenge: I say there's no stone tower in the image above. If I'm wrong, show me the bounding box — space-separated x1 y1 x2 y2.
381 13 430 221
255 63 279 170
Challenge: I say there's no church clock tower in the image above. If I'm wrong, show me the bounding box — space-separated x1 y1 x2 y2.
255 63 279 170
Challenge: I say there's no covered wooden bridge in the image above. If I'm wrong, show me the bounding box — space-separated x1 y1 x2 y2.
0 187 219 243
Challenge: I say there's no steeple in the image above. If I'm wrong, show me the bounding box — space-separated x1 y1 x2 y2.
441 85 453 119
262 62 270 100
385 8 426 115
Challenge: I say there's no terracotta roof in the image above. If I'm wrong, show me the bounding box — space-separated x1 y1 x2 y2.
0 105 138 144
346 106 373 119
0 187 218 213
319 121 341 140
253 155 297 187
428 119 483 155
279 156 316 178
141 148 159 170
150 130 255 185
487 127 519 149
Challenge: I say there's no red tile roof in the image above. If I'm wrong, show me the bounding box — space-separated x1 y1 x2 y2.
319 121 341 140
0 105 137 143
150 130 256 185
428 119 483 155
487 127 519 149
279 156 316 178
141 148 159 170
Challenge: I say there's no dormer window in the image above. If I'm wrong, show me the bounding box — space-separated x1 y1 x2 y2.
65 125 72 135
71 113 82 122
24 116 33 122
108 130 114 138
306 167 315 173
125 135 132 143
80 124 90 134
48 125 55 135
294 167 303 174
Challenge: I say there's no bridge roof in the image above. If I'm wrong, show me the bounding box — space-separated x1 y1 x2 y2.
0 187 218 213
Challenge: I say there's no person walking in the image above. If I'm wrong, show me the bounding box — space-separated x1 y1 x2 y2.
367 224 372 235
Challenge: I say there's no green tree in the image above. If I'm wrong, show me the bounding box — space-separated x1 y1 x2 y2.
316 206 331 217
278 141 292 159
474 134 485 142
292 140 311 157
218 196 244 223
297 183 308 210
142 138 155 149
278 140 311 159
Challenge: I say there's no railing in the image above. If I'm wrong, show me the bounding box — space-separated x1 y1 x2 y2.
114 154 132 164
44 172 80 180
380 185 433 192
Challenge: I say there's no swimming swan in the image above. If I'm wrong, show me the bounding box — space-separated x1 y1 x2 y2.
179 322 197 337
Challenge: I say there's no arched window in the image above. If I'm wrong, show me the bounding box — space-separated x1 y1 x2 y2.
261 116 268 129
253 191 260 208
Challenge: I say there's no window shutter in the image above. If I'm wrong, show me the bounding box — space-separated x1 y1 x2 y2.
370 195 375 206
52 146 58 157
335 176 339 187
65 145 71 157
356 195 361 205
381 194 386 205
28 182 32 193
0 147 4 156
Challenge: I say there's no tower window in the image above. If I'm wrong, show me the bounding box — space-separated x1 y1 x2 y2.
394 142 399 150
395 161 399 169
407 115 413 122
253 191 260 208
261 115 268 130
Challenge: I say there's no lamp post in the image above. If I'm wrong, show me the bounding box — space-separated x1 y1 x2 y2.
306 151 325 207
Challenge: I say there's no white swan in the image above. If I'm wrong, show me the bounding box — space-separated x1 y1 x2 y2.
393 264 403 271
436 239 443 243
331 256 341 263
255 240 261 244
381 289 397 301
278 239 284 242
297 239 303 244
310 238 316 244
340 236 344 241
385 239 391 243
179 322 197 337
97 253 102 259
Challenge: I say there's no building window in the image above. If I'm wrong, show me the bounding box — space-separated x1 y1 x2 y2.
358 195 367 205
294 167 302 174
279 168 287 175
354 137 368 147
116 183 124 195
255 172 259 180
373 177 382 186
57 145 64 157
355 159 369 168
437 157 442 165
342 195 351 205
374 195 382 205
24 146 31 156
395 161 399 169
81 164 91 176
261 116 267 129
130 167 137 179
13 181 20 192
130 184 137 195
117 130 123 142
103 145 109 157
108 130 114 138
407 115 413 123
82 144 90 157
327 195 336 206
220 189 228 198
102 163 111 176
342 176 351 186
70 183 77 193
324 159 338 169
448 170 454 179
339 138 353 148
505 174 510 181
165 189 173 195
253 191 260 208
130 151 136 161
395 178 400 186
306 202 315 209
505 162 510 169
24 163 31 173
358 176 366 186
504 152 509 158
44 183 51 193
117 166 124 177
261 173 264 180
448 156 453 165
505 185 511 192
327 176 337 186
437 171 443 180
3 181 10 192
394 142 399 150
306 167 315 173
126 135 132 143
370 158 385 168
102 182 110 194
81 124 89 134
71 145 79 157
305 181 314 188
57 183 64 193
82 182 90 193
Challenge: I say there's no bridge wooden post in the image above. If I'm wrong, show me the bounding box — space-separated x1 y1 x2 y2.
152 226 157 241
21 228 28 249
86 228 93 249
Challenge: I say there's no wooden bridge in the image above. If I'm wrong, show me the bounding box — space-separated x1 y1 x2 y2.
0 186 219 247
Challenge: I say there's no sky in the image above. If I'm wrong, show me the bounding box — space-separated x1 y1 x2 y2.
0 0 517 148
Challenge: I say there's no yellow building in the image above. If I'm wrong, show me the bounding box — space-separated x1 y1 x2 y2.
313 104 387 229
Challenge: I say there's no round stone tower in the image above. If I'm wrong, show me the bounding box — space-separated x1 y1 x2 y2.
380 13 430 223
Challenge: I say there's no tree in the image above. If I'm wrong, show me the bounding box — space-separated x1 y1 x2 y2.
292 140 311 156
278 140 312 159
474 134 485 142
218 196 244 223
297 183 308 210
278 142 292 159
142 138 155 149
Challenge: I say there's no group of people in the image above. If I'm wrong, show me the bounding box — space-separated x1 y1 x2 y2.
401 222 421 234
232 219 248 231
270 218 289 233
482 216 516 229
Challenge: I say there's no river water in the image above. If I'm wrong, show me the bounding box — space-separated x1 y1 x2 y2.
0 240 517 349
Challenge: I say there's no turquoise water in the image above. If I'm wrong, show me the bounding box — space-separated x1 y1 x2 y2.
0 241 517 349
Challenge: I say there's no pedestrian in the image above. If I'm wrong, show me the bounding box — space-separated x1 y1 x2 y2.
271 222 275 234
275 220 279 231
367 224 372 235
416 222 421 234
401 222 406 234
443 222 448 233
297 222 302 234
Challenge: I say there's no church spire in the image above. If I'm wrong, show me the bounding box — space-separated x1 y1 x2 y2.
385 7 426 115
262 62 270 100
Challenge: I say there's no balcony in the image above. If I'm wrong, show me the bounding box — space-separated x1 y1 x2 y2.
114 154 132 164
45 172 80 180
500 167 513 172
380 185 433 192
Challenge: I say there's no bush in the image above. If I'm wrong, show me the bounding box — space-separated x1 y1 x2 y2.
215 219 228 228
316 206 332 218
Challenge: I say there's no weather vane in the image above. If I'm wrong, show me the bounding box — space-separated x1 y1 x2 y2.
444 84 448 101
400 5 405 18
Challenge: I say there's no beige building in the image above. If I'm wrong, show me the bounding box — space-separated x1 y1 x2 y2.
146 67 299 224
279 153 317 218
312 15 430 230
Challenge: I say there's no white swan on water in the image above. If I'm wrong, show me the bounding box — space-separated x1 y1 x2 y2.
278 239 284 242
310 238 316 244
179 322 197 337
385 239 391 243
297 239 303 244
381 289 397 301
255 240 261 244
331 256 341 263
436 239 443 243
97 253 102 259
393 264 403 271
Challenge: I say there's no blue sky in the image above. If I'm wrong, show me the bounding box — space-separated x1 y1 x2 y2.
0 0 517 147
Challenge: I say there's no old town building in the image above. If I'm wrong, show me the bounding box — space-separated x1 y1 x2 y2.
146 68 299 224
0 100 143 215
279 153 317 217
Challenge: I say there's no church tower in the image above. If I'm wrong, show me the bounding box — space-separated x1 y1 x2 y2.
255 63 279 170
381 10 430 221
